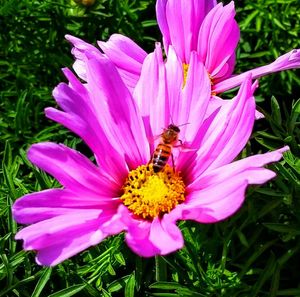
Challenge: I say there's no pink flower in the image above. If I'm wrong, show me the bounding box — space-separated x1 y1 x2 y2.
75 0 300 94
12 44 287 266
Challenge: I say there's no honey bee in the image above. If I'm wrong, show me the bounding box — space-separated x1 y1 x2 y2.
151 124 181 173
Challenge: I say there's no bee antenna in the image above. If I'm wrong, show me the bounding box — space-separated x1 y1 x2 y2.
170 114 174 125
169 115 189 127
177 122 190 127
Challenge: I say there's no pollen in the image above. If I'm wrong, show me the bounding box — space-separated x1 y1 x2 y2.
183 63 189 87
120 164 185 220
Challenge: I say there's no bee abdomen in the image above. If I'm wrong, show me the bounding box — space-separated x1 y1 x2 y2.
152 144 171 173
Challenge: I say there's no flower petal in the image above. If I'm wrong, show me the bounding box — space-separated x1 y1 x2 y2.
98 34 147 91
27 142 119 195
156 0 170 50
12 189 120 224
182 178 248 223
65 34 103 81
189 146 288 191
182 75 256 181
133 44 169 149
157 0 217 62
178 52 212 143
15 210 103 250
85 54 150 169
214 49 300 93
197 1 239 81
182 147 288 223
48 69 129 181
124 209 184 257
125 219 160 257
149 214 184 255
15 210 121 266
164 46 184 124
35 229 103 266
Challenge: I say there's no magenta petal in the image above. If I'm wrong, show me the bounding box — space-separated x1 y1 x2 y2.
149 215 184 255
98 34 147 91
156 0 170 52
133 44 169 147
121 206 177 257
184 75 256 180
15 210 120 266
12 189 119 224
35 228 103 266
204 95 229 118
183 147 288 223
165 0 191 62
85 55 149 169
164 46 184 125
51 55 149 173
255 110 265 120
182 179 248 223
189 146 288 191
15 210 103 250
45 106 120 172
98 34 146 69
16 202 126 266
125 219 160 257
198 1 239 81
123 204 184 257
166 52 212 168
65 34 103 81
101 204 131 235
176 106 220 175
157 0 217 62
27 142 119 195
214 49 300 93
179 52 211 143
49 71 129 180
36 208 127 265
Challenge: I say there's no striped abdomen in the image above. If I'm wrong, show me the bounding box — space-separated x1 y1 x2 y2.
151 143 172 173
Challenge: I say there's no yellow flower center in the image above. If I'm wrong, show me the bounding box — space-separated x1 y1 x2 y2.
120 164 185 220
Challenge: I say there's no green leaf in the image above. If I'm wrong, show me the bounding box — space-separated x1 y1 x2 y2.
273 18 286 30
107 275 129 293
263 223 300 234
249 253 276 297
141 20 157 27
149 282 187 290
271 96 282 126
277 288 300 296
48 284 87 297
236 230 249 248
238 240 277 278
240 10 259 29
31 267 52 297
269 264 280 297
124 272 135 297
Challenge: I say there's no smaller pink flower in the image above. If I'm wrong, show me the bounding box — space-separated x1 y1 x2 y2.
13 44 288 266
80 0 300 96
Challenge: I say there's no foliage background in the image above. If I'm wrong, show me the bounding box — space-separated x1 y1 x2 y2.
0 0 300 296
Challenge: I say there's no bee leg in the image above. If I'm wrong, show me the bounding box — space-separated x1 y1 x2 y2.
171 153 175 173
174 139 183 148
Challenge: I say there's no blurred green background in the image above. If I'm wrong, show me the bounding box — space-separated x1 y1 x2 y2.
0 0 300 296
